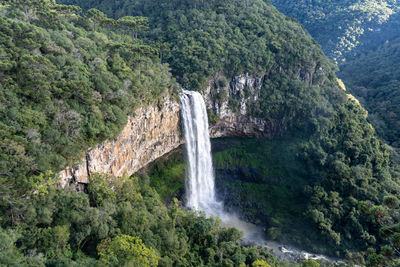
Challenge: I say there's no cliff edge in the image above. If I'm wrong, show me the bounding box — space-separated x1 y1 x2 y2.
60 75 279 187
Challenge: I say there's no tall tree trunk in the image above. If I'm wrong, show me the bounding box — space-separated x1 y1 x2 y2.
138 53 141 81
132 29 137 43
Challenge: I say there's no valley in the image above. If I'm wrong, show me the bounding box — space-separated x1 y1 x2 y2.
0 0 400 266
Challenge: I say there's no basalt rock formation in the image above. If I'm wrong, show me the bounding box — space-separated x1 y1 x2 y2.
205 73 281 138
60 75 279 187
59 93 182 188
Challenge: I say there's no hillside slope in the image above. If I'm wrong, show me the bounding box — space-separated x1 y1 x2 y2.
1 0 400 265
270 0 400 63
59 0 400 262
339 37 400 148
59 0 345 137
0 0 177 190
0 2 311 266
269 0 400 150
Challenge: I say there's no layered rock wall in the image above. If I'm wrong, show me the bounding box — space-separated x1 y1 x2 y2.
60 74 281 187
59 93 182 187
205 73 280 138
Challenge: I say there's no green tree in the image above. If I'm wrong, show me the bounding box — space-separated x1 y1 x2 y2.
302 259 320 267
383 195 399 209
85 8 107 30
87 173 116 206
37 225 71 259
154 41 170 64
252 259 271 267
390 233 400 251
0 228 24 265
365 252 384 267
117 16 149 42
54 3 82 15
97 235 159 267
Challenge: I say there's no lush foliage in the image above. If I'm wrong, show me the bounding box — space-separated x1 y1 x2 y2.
270 0 400 62
59 0 335 86
0 171 302 266
212 138 315 248
2 0 400 266
210 101 400 264
58 0 349 156
301 101 399 257
146 101 400 264
142 151 185 203
97 234 159 266
0 0 177 213
339 37 400 148
268 0 400 148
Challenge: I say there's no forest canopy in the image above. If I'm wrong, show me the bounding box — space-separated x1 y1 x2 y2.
270 0 400 62
0 0 177 195
1 0 400 266
339 37 400 149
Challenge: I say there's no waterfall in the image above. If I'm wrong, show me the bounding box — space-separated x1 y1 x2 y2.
180 89 262 242
180 89 223 213
179 90 340 263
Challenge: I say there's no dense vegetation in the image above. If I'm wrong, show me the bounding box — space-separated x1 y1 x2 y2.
70 0 400 261
142 151 186 203
212 138 313 246
270 0 400 63
0 1 324 266
158 101 400 265
2 0 400 266
59 0 349 156
2 169 306 266
59 0 335 87
339 37 400 149
0 0 178 196
269 0 400 152
267 0 400 150
212 100 400 265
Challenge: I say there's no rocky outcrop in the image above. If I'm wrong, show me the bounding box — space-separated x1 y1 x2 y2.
204 73 280 138
59 93 182 188
60 74 281 187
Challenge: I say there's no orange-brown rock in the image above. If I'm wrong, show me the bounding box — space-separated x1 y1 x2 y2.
59 73 282 188
59 93 182 187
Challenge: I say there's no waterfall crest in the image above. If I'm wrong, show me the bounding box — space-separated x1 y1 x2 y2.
180 89 223 213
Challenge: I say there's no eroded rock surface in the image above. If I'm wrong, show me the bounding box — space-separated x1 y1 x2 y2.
60 74 281 187
204 73 280 138
59 93 182 187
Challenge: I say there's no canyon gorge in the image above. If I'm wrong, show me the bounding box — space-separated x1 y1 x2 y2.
59 74 278 188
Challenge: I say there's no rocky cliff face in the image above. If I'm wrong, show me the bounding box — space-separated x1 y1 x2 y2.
60 74 280 187
59 93 182 188
204 73 280 138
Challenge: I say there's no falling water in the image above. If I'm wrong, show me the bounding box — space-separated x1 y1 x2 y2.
180 89 223 213
179 89 340 264
180 89 262 240
180 89 264 238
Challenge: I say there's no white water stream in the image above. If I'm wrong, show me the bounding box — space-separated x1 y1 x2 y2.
180 89 222 213
180 89 341 264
